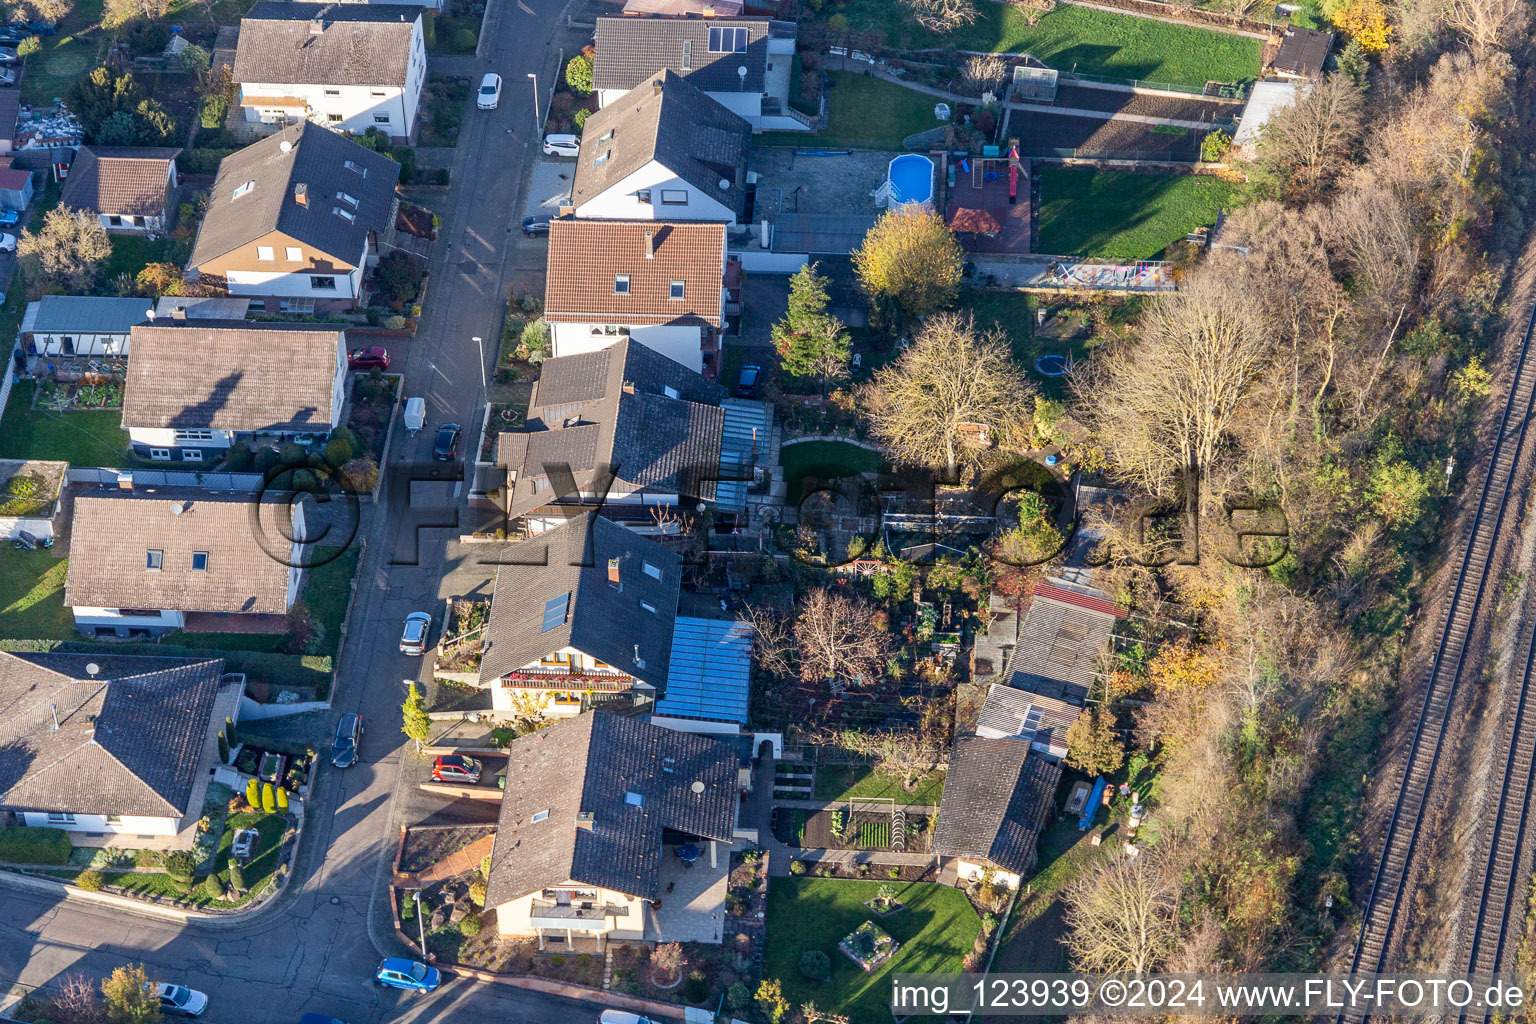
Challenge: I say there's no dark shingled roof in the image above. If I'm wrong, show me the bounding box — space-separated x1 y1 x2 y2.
571 70 749 218
594 15 792 94
188 122 399 269
235 1 421 87
485 712 739 905
480 513 681 685
496 339 726 517
932 736 1060 875
0 652 225 817
60 147 180 219
122 320 343 432
1272 26 1333 78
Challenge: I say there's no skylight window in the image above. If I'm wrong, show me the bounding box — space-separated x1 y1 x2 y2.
614 274 631 295
232 180 255 200
191 551 209 571
343 159 367 176
333 206 355 222
669 280 685 300
663 385 680 400
624 791 644 807
642 561 662 580
540 592 571 632
531 809 550 823
146 549 163 570
708 26 748 52
594 150 610 168
336 191 359 207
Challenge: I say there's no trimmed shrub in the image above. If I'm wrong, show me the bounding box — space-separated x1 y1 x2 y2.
228 860 245 892
203 873 225 900
0 827 72 865
217 730 230 764
727 983 751 1011
565 55 594 95
76 869 105 892
449 27 477 51
789 860 806 875
246 778 260 808
276 787 289 813
164 850 196 885
460 913 483 937
573 107 591 131
225 442 255 472
799 949 831 981
261 783 277 814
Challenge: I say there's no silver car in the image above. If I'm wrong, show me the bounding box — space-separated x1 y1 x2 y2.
399 612 431 655
154 983 208 1017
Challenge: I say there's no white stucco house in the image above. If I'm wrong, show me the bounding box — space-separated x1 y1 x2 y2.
569 70 750 226
593 15 808 133
234 1 427 144
0 652 244 849
63 486 309 637
59 146 181 234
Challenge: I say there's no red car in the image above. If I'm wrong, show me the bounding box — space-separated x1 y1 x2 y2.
348 346 390 370
432 755 481 784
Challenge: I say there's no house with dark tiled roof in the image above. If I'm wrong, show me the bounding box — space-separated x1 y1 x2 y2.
495 338 735 531
932 736 1061 889
545 218 736 376
121 319 347 462
187 122 400 312
234 2 427 143
64 486 309 637
570 70 750 225
61 146 181 234
593 15 807 133
486 712 746 946
0 652 245 848
1270 25 1333 80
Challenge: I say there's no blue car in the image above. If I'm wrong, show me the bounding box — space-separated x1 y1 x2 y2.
375 958 439 993
0 210 19 229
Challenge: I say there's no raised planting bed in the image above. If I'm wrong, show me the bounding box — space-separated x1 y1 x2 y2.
840 919 899 971
258 752 287 783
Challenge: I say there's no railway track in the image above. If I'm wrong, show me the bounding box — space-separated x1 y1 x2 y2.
1340 294 1536 1023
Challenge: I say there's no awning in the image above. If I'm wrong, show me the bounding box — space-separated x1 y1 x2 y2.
240 96 307 110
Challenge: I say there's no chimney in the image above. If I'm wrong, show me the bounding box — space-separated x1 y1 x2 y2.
703 1 714 13
294 182 308 207
608 556 621 587
116 471 134 490
558 204 575 217
309 15 323 35
576 811 595 831
621 380 635 394
171 305 187 321
652 77 664 95
645 230 656 259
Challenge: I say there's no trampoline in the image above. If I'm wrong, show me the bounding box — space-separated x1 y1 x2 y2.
1035 354 1069 376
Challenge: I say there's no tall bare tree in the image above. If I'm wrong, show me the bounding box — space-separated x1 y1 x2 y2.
1445 0 1530 56
863 313 1034 481
900 0 979 32
1253 74 1364 200
793 588 892 689
1065 852 1181 974
839 728 946 791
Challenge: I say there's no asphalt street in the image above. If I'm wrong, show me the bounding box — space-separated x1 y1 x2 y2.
0 0 604 1019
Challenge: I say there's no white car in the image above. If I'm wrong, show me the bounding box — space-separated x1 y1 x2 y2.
0 233 16 254
154 983 208 1017
542 133 580 158
477 72 502 110
599 1012 660 1024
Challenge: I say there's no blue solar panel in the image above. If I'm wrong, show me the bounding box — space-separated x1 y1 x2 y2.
540 592 570 632
708 26 747 53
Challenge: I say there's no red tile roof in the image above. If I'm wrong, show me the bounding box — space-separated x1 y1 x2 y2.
544 219 725 327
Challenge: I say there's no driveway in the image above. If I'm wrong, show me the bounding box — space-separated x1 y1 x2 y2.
0 0 618 1019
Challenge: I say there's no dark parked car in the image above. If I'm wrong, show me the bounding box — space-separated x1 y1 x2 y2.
734 365 762 398
432 755 481 784
432 423 460 461
332 713 363 769
28 20 57 34
521 214 551 236
347 345 389 370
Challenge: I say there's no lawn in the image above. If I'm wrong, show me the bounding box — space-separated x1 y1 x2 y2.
18 0 106 108
991 813 1105 974
765 878 981 1021
833 0 1260 89
0 381 132 466
779 438 887 504
814 764 947 806
759 71 940 150
102 235 171 283
0 547 73 641
1036 167 1242 260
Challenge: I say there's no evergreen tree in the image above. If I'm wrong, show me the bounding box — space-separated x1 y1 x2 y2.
402 682 431 752
770 262 851 393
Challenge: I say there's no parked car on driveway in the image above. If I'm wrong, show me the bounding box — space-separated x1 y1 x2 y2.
734 365 762 398
0 68 15 86
375 958 440 994
0 233 18 254
542 134 579 157
521 214 551 236
477 72 502 109
0 210 18 228
432 754 481 784
432 423 460 461
153 984 208 1017
0 47 18 63
230 828 258 861
399 612 431 655
599 1011 661 1024
332 713 363 768
347 346 389 370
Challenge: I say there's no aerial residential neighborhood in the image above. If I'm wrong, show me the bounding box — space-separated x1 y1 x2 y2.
0 0 1530 1018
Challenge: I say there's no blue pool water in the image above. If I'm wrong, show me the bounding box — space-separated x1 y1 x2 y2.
887 153 934 206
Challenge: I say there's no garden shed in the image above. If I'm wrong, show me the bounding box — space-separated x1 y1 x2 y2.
22 295 150 358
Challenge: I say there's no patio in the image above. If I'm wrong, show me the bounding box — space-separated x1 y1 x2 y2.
645 840 732 945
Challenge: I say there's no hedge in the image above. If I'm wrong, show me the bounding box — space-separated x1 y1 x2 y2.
0 827 72 865
0 640 332 693
178 148 238 175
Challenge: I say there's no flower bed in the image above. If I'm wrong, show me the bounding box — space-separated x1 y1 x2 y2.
840 919 898 971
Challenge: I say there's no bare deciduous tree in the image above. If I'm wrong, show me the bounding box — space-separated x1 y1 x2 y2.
1445 0 1530 56
1065 852 1181 974
863 313 1034 481
18 207 112 291
961 53 1006 95
839 728 946 791
741 602 795 678
900 0 979 32
793 588 891 689
54 973 102 1024
1254 74 1364 199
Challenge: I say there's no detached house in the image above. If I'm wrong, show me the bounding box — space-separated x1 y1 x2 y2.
594 16 806 133
932 736 1061 890
570 70 749 225
60 146 181 234
546 219 732 375
485 712 746 947
187 122 400 312
480 513 681 718
0 652 244 849
121 319 347 462
496 338 730 531
64 486 309 637
235 2 428 144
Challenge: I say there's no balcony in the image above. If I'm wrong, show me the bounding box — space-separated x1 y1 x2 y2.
499 666 633 691
529 901 627 931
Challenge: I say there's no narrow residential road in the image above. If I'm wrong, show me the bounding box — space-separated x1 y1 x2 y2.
0 0 601 1020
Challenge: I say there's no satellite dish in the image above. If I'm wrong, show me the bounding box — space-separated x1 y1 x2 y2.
719 178 730 191
86 663 100 677
691 780 706 794
279 139 293 153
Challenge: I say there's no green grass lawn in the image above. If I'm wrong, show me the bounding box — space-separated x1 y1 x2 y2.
834 0 1260 88
814 764 947 806
765 878 981 1021
759 71 940 149
991 813 1105 974
0 546 73 640
102 235 171 283
0 381 132 466
1036 167 1241 260
780 438 888 504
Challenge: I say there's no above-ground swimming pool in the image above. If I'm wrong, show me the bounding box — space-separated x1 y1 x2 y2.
887 153 934 207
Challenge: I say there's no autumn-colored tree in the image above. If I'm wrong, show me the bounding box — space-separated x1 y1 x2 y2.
864 313 1033 481
100 964 160 1024
1331 0 1392 51
19 207 112 291
851 206 963 323
793 588 892 689
756 979 790 1024
1064 708 1126 777
1147 639 1226 695
136 262 186 297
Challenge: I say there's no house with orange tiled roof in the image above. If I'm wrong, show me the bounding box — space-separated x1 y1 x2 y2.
543 218 738 378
